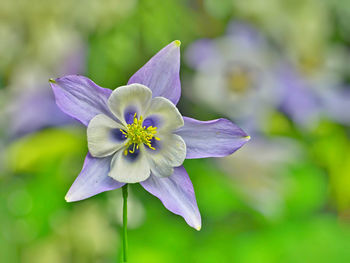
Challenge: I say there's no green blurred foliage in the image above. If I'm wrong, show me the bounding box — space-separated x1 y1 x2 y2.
88 0 196 88
310 121 350 211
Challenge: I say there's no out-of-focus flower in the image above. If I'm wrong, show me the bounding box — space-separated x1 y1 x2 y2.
0 36 86 172
185 22 280 134
5 37 85 138
8 87 76 139
277 46 350 129
277 64 321 128
186 21 350 132
50 41 250 230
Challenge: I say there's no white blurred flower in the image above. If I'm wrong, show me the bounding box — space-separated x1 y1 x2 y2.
186 22 281 134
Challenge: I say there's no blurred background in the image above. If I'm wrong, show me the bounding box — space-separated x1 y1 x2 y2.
1 0 350 262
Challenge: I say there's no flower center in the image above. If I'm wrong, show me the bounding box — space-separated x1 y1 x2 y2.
121 113 160 155
227 68 252 94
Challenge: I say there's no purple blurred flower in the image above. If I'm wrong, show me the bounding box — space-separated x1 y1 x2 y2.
9 89 76 138
187 21 350 131
277 64 321 127
185 21 280 134
49 41 250 230
8 40 86 138
277 61 350 129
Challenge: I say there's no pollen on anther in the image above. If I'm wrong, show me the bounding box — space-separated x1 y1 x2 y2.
122 114 160 155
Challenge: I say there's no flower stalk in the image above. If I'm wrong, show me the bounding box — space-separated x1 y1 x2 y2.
122 184 128 262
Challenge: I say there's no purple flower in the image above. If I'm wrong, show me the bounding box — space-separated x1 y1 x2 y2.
9 88 76 138
277 62 350 129
49 41 250 230
8 41 86 138
185 21 280 134
277 64 321 128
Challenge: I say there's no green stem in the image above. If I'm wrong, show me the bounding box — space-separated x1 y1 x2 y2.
122 184 128 262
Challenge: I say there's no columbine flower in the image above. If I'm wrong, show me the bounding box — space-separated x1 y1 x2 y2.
185 22 280 134
277 46 350 129
49 40 250 230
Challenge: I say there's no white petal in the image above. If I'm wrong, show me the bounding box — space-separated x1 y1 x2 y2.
148 158 174 178
147 134 186 177
144 97 184 133
107 84 152 125
87 114 126 158
109 146 151 183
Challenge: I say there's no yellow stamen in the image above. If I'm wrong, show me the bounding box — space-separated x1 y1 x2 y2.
121 113 159 155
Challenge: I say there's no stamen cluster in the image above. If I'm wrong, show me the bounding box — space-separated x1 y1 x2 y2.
121 113 160 155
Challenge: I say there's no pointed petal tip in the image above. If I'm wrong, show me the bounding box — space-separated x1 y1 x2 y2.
64 195 71 202
49 78 57 84
191 215 202 231
64 192 77 202
177 117 251 159
128 41 182 104
174 40 181 47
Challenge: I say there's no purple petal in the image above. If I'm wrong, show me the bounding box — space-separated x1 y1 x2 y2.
176 117 250 159
277 65 321 127
140 166 201 230
65 153 124 202
128 41 181 105
50 75 113 126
